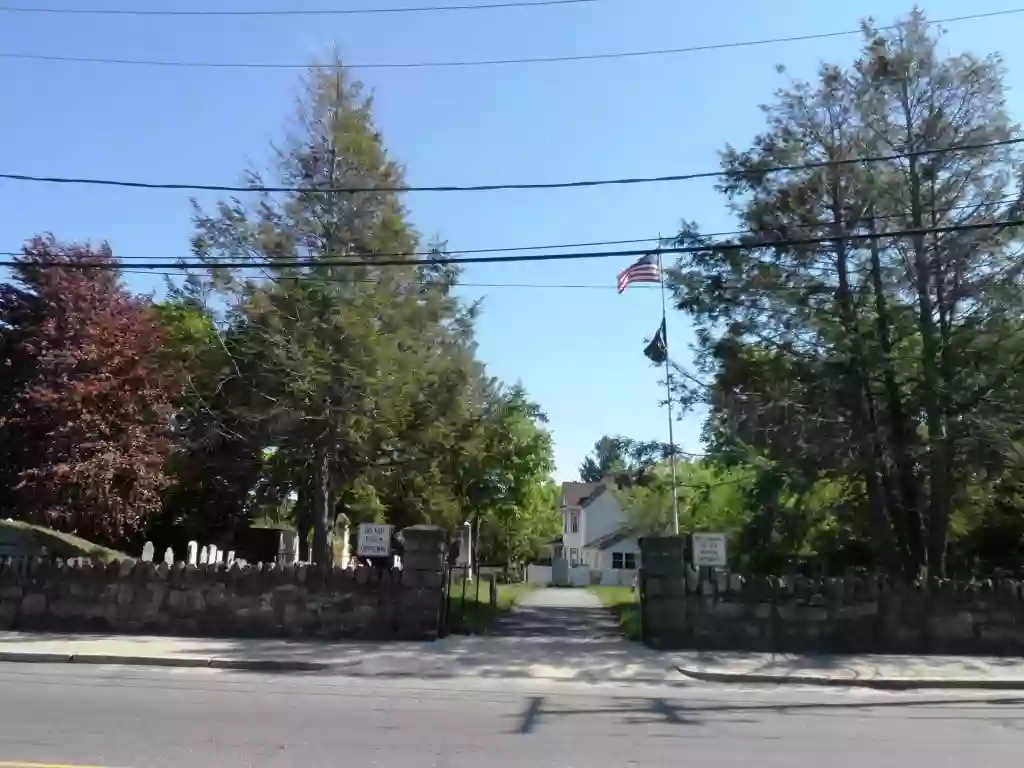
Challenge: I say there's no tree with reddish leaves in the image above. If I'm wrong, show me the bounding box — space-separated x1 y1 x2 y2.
0 236 178 546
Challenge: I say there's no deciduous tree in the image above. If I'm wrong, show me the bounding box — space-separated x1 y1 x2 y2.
0 237 177 545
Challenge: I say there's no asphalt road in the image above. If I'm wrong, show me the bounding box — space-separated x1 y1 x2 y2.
1 663 1023 767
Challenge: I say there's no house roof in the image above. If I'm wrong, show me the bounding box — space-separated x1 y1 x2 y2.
584 528 636 550
559 481 603 508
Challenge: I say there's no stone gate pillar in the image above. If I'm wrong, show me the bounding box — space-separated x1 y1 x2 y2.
638 535 687 649
399 525 447 639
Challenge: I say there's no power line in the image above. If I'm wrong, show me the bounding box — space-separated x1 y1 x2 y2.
116 269 647 290
7 218 1022 270
3 194 1016 268
0 1 599 17
2 235 667 262
66 193 1024 263
3 137 1021 195
1 8 1019 70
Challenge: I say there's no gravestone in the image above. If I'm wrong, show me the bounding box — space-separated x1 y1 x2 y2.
187 541 198 566
141 542 155 562
163 547 175 566
199 547 209 565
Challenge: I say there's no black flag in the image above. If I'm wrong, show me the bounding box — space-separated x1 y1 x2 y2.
643 318 668 364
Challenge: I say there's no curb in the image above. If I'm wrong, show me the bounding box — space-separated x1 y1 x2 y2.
675 665 1024 691
0 649 681 683
0 650 335 672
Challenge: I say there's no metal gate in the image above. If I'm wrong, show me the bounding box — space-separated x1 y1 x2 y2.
439 563 471 637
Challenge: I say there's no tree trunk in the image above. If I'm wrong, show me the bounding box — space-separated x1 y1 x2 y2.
928 200 956 577
829 192 896 573
311 439 333 571
867 213 923 577
295 485 311 562
905 146 949 578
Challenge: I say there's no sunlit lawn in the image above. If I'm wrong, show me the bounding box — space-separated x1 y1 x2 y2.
446 579 535 635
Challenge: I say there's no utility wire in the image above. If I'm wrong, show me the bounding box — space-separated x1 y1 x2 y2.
4 193 1016 278
7 218 1022 270
1 8 1019 70
0 0 599 17
64 192 1024 264
5 193 1014 265
116 269 656 290
3 137 1021 195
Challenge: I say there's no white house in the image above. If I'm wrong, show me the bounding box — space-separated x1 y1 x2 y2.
528 479 640 586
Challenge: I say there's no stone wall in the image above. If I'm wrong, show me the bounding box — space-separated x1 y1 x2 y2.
0 525 446 641
639 536 1024 654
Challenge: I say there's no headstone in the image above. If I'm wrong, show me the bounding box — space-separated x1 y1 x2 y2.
338 521 351 568
226 550 235 568
187 541 198 566
207 544 218 564
163 547 175 566
199 546 209 565
141 541 155 562
215 551 224 565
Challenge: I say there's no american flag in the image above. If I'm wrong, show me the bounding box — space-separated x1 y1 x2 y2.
616 252 662 293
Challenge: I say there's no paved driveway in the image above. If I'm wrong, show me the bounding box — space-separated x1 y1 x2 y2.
492 586 622 638
517 587 604 608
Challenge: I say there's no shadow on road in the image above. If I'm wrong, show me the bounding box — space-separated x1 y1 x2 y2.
509 693 1024 736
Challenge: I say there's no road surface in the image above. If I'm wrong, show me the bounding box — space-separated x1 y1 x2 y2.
1 662 1022 767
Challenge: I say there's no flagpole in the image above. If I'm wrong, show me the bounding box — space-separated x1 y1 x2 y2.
656 248 681 535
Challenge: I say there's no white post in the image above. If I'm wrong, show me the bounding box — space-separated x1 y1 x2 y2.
460 521 473 582
657 249 681 535
186 541 198 566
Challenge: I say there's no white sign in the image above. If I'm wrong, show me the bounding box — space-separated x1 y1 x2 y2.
692 533 727 567
357 523 393 557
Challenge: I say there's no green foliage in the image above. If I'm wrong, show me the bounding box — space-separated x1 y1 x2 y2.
177 60 546 566
616 461 754 543
579 435 675 486
446 581 534 635
664 10 1024 578
0 59 556 566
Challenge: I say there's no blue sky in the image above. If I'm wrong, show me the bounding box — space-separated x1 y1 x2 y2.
2 0 1023 481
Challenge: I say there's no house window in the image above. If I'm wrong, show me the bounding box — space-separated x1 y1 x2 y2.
569 548 579 566
570 512 579 534
612 552 637 570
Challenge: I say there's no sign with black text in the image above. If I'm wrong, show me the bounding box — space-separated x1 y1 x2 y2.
357 523 393 557
691 533 727 567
